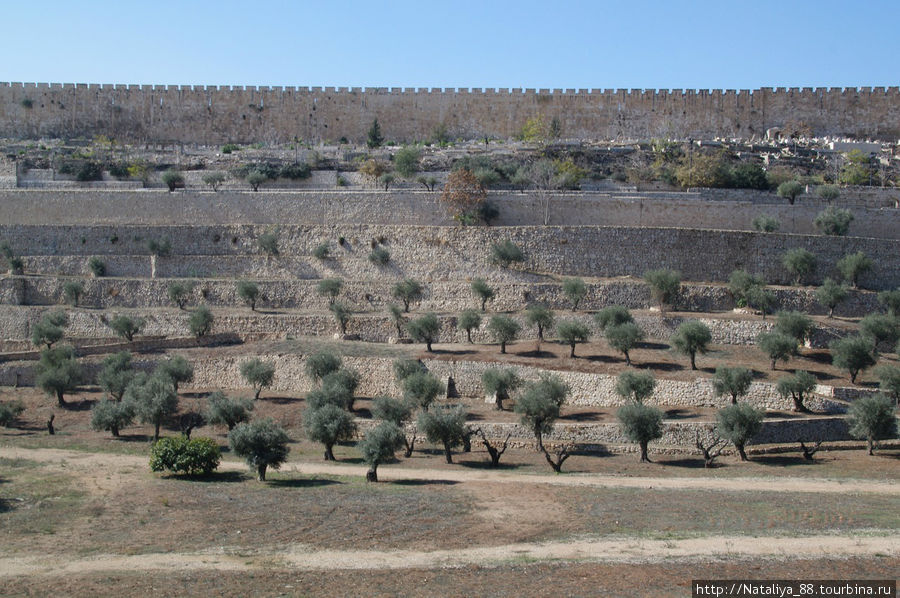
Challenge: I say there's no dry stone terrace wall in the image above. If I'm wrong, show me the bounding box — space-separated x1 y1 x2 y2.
1 223 899 289
0 351 862 413
1 190 898 239
0 304 857 348
0 276 882 320
2 83 899 142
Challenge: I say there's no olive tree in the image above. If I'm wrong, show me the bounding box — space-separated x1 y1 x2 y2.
63 280 85 307
205 391 254 430
236 280 260 311
305 351 342 384
877 289 900 317
97 351 135 401
514 374 572 472
31 310 68 348
716 403 763 461
124 372 178 441
781 248 817 286
562 277 587 310
392 278 424 312
155 355 194 393
525 304 554 342
757 331 798 370
711 366 753 404
617 402 664 462
471 278 494 311
816 278 848 318
417 405 467 464
329 301 352 335
229 418 290 481
614 371 656 403
488 315 520 354
168 281 194 310
359 421 405 481
402 371 444 410
240 358 276 400
407 313 441 352
458 309 482 343
257 232 279 257
490 240 525 268
594 306 633 332
189 306 214 338
859 314 900 352
874 365 900 405
837 252 873 289
644 269 681 313
304 403 357 461
830 336 877 384
482 368 521 410
317 278 344 306
774 311 814 347
776 180 803 204
775 370 817 412
372 396 416 457
0 400 25 428
387 304 406 338
605 322 645 365
557 320 590 358
90 398 135 437
847 395 898 455
35 345 83 407
814 206 854 236
108 314 144 342
670 321 712 370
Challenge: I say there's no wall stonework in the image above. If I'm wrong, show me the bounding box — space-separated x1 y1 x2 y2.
2 83 899 143
1 190 897 239
2 223 899 290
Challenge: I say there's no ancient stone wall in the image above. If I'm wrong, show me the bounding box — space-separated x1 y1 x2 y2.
1 222 898 289
2 83 899 143
1 189 898 239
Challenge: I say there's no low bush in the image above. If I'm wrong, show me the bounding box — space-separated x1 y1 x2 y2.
149 436 221 476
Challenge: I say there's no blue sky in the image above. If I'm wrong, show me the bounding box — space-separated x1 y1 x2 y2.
2 0 898 89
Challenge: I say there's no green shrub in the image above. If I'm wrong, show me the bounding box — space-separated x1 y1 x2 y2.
817 185 840 200
222 144 241 154
189 306 214 338
368 246 390 266
393 146 421 178
644 269 680 311
63 280 84 306
814 206 854 236
490 240 525 268
752 215 780 232
149 436 221 476
257 232 279 256
88 257 106 277
312 243 330 259
0 400 25 427
161 169 184 192
836 252 873 288
781 248 816 285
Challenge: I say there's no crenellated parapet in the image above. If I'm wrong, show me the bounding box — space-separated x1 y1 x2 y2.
1 83 898 143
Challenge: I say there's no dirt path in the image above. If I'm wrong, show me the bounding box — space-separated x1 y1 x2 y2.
3 446 897 495
1 534 896 577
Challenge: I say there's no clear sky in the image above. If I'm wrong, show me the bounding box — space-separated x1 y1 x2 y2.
2 0 898 90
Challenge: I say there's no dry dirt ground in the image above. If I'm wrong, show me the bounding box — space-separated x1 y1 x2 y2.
1 322 897 597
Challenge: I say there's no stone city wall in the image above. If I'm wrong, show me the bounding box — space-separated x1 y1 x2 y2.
0 189 897 239
2 83 899 143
